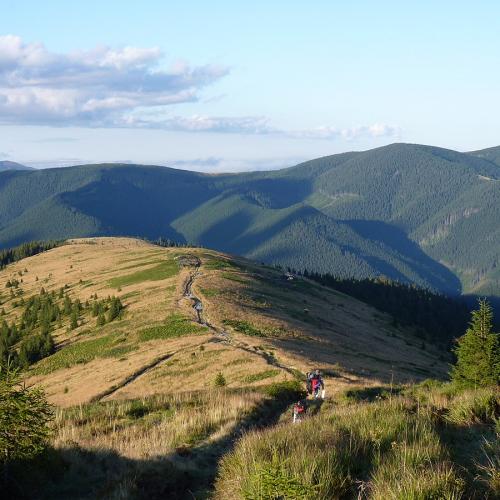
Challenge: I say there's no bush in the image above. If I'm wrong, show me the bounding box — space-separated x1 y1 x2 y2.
264 380 305 400
18 332 55 367
216 399 465 499
214 372 226 387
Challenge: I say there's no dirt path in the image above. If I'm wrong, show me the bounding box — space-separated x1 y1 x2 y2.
90 352 176 402
181 255 298 377
91 340 212 403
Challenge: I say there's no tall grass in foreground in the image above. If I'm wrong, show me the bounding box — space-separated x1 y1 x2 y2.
216 385 499 499
3 389 266 499
54 389 263 459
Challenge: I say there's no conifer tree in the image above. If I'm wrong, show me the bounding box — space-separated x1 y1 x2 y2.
97 312 106 327
451 299 500 387
70 310 78 330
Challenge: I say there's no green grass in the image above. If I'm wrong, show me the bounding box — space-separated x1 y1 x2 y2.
216 383 499 499
222 319 293 339
116 258 167 272
222 319 266 337
204 258 235 270
32 334 135 374
138 314 208 342
108 259 179 288
243 369 280 384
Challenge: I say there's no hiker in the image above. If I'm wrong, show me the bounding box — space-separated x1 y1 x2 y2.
310 369 325 399
292 399 307 423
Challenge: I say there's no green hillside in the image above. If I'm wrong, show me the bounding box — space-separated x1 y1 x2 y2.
0 144 499 296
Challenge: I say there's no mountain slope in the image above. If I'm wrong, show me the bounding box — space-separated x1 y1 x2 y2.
0 143 499 296
0 160 32 171
469 145 500 168
0 238 445 407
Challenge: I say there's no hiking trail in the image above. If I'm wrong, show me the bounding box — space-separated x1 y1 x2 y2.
179 254 297 377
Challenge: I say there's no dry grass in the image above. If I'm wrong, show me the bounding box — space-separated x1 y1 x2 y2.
0 236 448 408
54 389 264 460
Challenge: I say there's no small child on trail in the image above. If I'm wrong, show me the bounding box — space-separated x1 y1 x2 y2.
292 400 307 423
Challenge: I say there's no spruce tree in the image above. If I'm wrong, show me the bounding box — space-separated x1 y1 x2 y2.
451 299 500 387
97 312 106 327
70 310 78 330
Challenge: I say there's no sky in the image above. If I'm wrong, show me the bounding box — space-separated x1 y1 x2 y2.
0 1 499 171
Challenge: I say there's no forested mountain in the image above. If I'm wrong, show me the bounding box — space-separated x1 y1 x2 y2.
0 143 499 297
0 161 32 171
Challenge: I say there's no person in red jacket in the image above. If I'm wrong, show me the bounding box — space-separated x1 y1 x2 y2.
310 369 325 399
292 399 307 423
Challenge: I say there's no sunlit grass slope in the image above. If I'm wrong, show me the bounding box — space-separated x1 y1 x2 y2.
0 237 449 407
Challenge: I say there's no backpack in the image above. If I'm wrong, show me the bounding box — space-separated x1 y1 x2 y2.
312 376 320 390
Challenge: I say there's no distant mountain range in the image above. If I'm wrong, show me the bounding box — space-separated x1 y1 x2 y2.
1 143 499 297
0 161 33 172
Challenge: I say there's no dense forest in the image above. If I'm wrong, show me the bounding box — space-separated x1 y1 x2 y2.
0 240 62 270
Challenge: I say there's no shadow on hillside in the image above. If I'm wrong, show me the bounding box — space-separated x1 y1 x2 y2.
4 389 302 500
197 204 320 258
345 220 462 294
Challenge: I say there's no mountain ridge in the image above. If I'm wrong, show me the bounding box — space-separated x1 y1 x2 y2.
0 160 33 171
1 143 499 296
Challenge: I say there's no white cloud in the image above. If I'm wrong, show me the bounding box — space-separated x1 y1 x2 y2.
125 113 399 141
161 156 303 172
0 35 400 141
122 114 274 134
0 35 228 126
288 123 400 140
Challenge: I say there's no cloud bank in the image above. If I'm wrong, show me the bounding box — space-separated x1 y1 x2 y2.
0 35 227 126
133 114 399 140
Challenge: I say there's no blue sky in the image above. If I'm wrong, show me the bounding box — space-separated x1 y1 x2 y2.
0 1 499 170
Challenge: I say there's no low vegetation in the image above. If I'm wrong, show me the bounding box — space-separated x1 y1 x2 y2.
32 333 130 375
216 383 499 499
1 387 303 498
108 259 179 288
0 240 498 498
138 313 208 341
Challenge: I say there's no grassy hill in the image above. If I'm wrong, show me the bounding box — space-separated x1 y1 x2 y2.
1 143 500 297
0 238 497 499
1 238 445 408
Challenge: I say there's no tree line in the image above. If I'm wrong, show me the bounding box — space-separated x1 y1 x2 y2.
0 241 63 270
